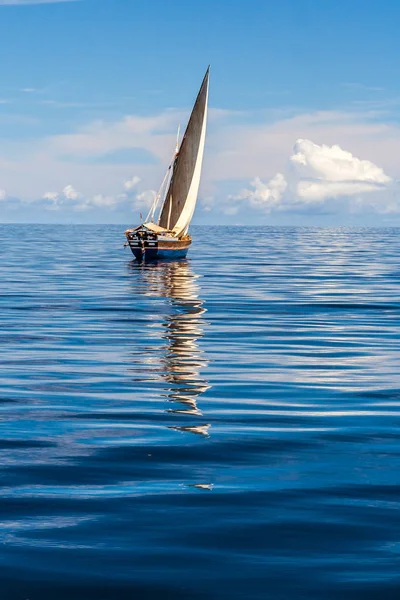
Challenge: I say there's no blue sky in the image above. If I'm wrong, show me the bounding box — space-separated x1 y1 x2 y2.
1 0 400 224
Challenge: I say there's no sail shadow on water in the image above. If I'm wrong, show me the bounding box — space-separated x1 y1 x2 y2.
128 259 211 437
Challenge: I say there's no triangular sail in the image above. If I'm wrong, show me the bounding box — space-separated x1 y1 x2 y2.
158 68 209 237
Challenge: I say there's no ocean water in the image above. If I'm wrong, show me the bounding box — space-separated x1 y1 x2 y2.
1 224 400 599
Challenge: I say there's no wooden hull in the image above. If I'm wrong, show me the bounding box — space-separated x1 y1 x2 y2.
127 236 192 261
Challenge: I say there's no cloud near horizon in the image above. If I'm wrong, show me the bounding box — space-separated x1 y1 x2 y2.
0 136 396 222
16 176 156 216
0 105 400 223
232 139 394 215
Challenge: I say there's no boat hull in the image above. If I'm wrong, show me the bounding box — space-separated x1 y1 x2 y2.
127 235 192 261
129 247 190 261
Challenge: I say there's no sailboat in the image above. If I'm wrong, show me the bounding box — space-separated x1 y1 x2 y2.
125 67 209 260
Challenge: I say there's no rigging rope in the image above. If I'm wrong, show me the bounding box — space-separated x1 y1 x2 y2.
145 125 181 224
145 162 172 223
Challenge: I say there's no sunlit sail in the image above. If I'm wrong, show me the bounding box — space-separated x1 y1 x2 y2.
125 67 210 260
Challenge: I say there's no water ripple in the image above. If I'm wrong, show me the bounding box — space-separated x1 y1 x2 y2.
0 225 400 599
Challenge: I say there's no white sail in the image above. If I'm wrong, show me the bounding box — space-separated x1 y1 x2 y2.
158 68 209 237
172 82 209 237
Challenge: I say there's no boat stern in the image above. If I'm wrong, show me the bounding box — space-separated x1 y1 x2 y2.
125 225 191 260
125 226 159 260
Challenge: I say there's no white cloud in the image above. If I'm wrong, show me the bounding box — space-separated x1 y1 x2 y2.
0 105 378 204
75 194 121 211
122 177 156 213
0 189 6 200
206 109 394 186
90 194 117 208
290 139 392 202
124 176 141 191
0 110 185 204
232 139 394 214
40 174 153 214
296 180 384 203
2 103 400 223
43 192 58 201
234 173 288 212
134 190 156 210
121 174 156 212
42 184 80 209
46 112 183 164
62 184 79 200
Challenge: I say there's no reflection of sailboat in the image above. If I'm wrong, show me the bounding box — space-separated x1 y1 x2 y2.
128 259 210 435
125 68 209 260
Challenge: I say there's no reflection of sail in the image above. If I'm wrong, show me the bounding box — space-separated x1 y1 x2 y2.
128 260 210 435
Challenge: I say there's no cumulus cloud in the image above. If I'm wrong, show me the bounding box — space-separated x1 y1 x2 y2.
234 173 288 212
2 103 400 221
122 176 156 212
42 185 81 209
2 99 399 223
39 175 156 216
43 184 117 212
0 189 7 201
63 184 80 200
233 139 394 214
290 139 392 202
134 190 156 209
43 191 58 201
124 176 141 191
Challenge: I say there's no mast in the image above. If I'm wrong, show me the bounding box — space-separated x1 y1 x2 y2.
158 67 209 237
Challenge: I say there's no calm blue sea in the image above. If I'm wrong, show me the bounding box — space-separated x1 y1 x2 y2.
1 224 400 599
